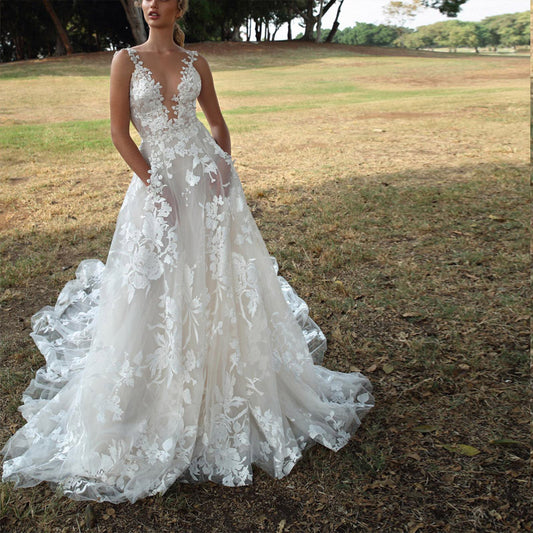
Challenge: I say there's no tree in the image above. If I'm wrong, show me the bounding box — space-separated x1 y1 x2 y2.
119 0 147 45
0 2 55 61
421 0 468 17
332 22 406 47
402 13 530 52
296 0 340 41
42 0 72 55
325 0 344 43
482 12 530 48
315 0 325 42
383 0 423 27
183 0 222 42
447 22 481 51
383 1 423 46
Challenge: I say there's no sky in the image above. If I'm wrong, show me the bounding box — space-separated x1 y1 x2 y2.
285 0 529 36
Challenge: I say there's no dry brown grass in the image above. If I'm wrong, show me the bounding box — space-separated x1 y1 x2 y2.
0 41 529 532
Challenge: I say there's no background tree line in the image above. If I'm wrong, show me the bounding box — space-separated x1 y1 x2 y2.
328 12 530 51
0 0 478 62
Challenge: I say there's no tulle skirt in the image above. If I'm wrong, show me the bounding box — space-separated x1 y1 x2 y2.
1 121 374 504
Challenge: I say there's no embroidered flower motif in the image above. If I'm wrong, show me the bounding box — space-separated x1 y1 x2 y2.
185 168 200 187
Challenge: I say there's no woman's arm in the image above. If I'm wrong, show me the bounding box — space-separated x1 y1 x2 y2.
109 49 152 186
195 54 231 156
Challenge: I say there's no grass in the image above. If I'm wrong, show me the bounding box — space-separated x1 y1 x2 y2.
0 120 113 153
0 41 529 532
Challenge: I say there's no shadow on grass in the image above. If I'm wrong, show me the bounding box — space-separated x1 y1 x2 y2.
0 162 529 532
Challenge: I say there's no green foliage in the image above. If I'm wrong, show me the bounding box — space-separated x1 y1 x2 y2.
1 2 529 62
421 0 468 17
481 11 531 48
0 0 133 62
333 22 411 47
402 12 530 50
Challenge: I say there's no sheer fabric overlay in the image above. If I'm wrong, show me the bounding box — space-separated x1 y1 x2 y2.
1 48 374 504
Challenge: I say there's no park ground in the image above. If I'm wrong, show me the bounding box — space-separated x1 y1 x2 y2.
0 41 530 532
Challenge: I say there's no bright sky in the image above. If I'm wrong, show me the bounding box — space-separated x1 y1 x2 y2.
286 0 529 35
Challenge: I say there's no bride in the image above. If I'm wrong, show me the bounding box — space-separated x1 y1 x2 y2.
1 0 374 504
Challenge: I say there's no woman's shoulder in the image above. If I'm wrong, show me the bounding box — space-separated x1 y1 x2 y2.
110 48 135 74
189 50 210 71
112 47 133 60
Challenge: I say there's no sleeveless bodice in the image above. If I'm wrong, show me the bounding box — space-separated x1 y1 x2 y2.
127 48 202 146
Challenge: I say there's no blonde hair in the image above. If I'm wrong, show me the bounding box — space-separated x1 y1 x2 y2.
173 0 189 47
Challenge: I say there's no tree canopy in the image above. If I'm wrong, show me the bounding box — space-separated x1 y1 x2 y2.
323 12 529 52
401 12 530 51
0 0 523 62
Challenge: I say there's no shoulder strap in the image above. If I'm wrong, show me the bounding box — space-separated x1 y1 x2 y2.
186 49 198 64
126 47 141 66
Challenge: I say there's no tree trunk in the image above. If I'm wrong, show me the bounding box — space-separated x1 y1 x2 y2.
325 0 344 42
316 0 325 42
302 0 316 40
42 0 72 55
287 20 292 40
231 25 241 41
325 21 339 43
14 35 25 61
119 0 147 45
54 34 65 56
272 25 281 41
255 20 262 42
300 0 337 41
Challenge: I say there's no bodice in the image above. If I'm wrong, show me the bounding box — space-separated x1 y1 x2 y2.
126 48 202 146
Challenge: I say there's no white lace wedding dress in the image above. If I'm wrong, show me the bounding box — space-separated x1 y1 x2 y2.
1 48 374 504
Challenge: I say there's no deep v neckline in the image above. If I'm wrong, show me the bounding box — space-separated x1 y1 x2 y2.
129 48 192 121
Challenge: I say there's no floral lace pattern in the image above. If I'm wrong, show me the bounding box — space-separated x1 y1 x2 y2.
1 46 374 504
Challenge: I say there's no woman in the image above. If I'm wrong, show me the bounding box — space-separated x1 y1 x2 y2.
1 0 374 504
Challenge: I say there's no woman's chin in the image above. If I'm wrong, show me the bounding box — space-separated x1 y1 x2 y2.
146 19 173 29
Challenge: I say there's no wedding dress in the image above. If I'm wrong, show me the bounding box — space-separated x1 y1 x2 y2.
1 48 374 504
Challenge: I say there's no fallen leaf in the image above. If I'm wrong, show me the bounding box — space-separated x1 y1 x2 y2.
489 439 527 447
489 509 503 521
397 332 409 343
334 280 347 295
366 364 377 373
332 327 343 342
412 425 438 433
382 363 394 374
442 473 456 483
401 312 425 320
406 452 421 461
441 444 481 456
277 519 286 533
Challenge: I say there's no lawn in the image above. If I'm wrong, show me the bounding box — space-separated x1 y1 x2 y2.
0 41 529 532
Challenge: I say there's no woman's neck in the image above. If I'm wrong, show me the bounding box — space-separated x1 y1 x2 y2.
143 29 177 53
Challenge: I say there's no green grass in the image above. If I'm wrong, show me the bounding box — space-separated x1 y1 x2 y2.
0 120 113 154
